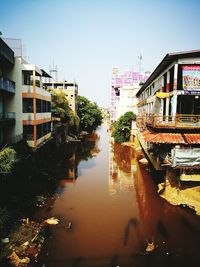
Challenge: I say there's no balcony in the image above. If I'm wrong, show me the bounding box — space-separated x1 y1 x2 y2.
0 77 15 94
137 114 200 131
0 112 15 124
0 38 14 65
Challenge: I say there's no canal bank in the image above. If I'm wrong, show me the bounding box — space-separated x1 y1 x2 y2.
135 130 200 216
31 124 200 266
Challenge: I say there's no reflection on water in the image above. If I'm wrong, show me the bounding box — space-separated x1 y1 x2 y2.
36 124 200 267
109 142 135 195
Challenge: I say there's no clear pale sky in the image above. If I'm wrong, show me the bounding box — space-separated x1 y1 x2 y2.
1 0 200 107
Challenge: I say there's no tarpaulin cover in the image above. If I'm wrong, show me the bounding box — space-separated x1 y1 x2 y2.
172 147 200 167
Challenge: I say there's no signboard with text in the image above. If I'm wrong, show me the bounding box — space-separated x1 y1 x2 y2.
182 66 200 93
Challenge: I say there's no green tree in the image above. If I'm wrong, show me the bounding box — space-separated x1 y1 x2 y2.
51 90 74 123
112 111 136 143
77 96 103 133
51 90 80 133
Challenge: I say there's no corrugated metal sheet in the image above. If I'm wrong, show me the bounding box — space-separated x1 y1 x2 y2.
184 134 200 144
143 131 186 144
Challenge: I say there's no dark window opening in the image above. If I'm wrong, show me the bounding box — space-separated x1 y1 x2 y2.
177 66 182 90
23 98 33 113
23 72 31 85
163 99 166 116
177 95 200 114
36 99 42 113
169 67 174 92
36 122 52 140
163 73 167 92
23 125 34 140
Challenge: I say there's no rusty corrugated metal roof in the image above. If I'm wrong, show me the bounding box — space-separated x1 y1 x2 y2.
143 131 186 144
184 134 200 144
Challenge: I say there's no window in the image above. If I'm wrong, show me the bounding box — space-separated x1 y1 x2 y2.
36 99 42 113
23 72 31 85
23 125 34 140
23 98 33 113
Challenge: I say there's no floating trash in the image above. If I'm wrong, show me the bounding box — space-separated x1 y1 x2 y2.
66 222 72 229
139 158 148 165
45 217 59 225
145 239 155 252
1 237 9 244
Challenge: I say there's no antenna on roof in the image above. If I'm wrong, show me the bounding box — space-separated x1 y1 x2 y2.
138 53 142 73
49 61 58 81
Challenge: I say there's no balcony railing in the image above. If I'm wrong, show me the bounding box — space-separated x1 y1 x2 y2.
0 112 15 121
137 114 200 130
0 133 23 148
0 77 15 93
0 38 14 65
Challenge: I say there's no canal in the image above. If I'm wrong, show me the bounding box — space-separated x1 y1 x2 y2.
35 123 200 267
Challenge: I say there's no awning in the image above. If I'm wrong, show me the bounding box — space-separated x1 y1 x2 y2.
143 130 186 144
156 92 170 98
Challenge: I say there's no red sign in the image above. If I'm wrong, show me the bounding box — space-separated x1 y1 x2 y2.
182 66 200 71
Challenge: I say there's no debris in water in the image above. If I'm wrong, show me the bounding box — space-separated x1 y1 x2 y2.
20 257 30 264
8 252 30 266
1 237 9 244
145 240 155 252
8 251 21 266
139 158 148 165
66 222 72 229
45 217 59 225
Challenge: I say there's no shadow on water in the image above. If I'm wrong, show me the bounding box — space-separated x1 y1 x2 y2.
0 133 100 238
124 218 140 246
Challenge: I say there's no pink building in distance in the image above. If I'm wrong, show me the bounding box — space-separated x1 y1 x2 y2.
110 68 150 123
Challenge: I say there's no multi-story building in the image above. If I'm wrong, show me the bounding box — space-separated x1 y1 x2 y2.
0 37 52 149
0 37 22 147
21 61 52 148
110 68 149 123
136 50 200 180
43 81 78 113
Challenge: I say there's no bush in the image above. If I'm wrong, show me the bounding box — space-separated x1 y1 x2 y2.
112 111 136 143
0 147 17 174
0 207 10 236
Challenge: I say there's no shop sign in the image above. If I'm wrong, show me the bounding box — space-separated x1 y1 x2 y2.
182 65 200 91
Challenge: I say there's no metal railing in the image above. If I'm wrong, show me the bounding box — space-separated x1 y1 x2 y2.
0 38 14 64
0 133 23 148
137 114 200 129
0 77 15 93
0 112 15 120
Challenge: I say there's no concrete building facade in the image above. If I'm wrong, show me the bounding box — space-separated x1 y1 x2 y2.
136 50 200 180
43 81 78 113
0 37 52 148
0 38 23 146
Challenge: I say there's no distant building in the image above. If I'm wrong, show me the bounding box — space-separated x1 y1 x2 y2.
110 67 149 123
43 81 78 113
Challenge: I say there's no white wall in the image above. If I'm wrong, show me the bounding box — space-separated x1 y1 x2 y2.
4 57 23 139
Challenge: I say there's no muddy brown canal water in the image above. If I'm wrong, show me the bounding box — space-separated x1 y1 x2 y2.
36 124 200 267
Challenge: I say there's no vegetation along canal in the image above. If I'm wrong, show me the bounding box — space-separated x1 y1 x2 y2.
31 123 200 267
